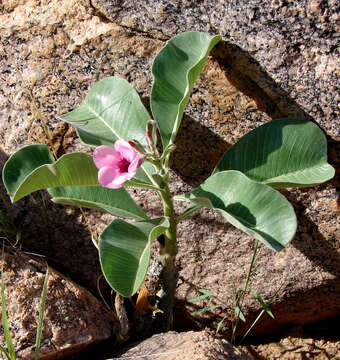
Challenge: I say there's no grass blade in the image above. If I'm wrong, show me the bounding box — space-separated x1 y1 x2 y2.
1 248 16 360
34 268 49 360
234 306 246 322
188 294 212 303
188 289 214 303
251 289 274 319
239 309 265 344
191 305 221 316
0 344 11 360
238 284 282 345
216 316 227 334
198 289 214 296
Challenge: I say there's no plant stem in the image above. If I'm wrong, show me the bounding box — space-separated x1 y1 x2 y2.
230 239 260 345
158 183 178 330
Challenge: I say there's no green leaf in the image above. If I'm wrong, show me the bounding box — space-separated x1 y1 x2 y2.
191 304 221 316
181 171 297 251
2 144 55 199
59 77 150 147
133 162 156 184
49 186 148 220
3 144 150 220
214 118 335 188
151 31 221 149
251 288 274 319
216 316 227 334
234 306 246 322
188 294 212 303
3 145 98 202
188 289 214 303
198 289 214 296
99 217 169 297
59 76 154 184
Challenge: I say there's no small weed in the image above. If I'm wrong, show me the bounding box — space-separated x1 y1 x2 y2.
189 240 282 345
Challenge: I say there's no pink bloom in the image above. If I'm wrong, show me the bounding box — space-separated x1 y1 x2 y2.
93 140 144 189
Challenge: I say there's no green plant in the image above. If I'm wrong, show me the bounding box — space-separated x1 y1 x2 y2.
1 31 334 331
189 239 283 344
0 248 49 360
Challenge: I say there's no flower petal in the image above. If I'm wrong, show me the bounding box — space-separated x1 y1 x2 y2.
128 155 143 176
93 146 120 169
114 139 136 161
98 166 122 189
111 172 131 187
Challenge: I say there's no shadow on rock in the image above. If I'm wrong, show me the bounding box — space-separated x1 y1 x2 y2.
170 114 231 187
212 39 340 196
141 95 232 188
211 40 315 121
284 188 340 277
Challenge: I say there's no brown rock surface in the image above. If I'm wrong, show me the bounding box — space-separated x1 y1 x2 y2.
0 0 339 346
247 335 340 359
91 0 340 137
242 319 340 359
0 250 115 360
116 331 251 360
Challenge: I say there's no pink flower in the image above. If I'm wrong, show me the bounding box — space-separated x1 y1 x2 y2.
93 140 144 189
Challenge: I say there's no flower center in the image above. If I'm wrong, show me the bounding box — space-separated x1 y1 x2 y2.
118 157 130 173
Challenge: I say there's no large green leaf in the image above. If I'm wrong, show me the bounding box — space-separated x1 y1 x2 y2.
2 144 54 201
59 77 154 184
59 77 149 146
49 186 148 220
2 144 55 198
151 31 221 149
180 171 297 251
214 118 335 188
3 144 147 220
99 217 169 297
3 145 98 202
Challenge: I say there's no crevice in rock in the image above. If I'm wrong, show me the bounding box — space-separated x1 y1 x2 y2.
88 0 119 25
88 0 169 42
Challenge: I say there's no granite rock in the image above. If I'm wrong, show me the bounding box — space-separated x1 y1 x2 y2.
0 250 115 360
116 331 251 360
92 0 340 138
0 0 339 344
242 319 340 359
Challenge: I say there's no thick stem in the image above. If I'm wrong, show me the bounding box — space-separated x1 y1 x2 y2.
158 183 178 330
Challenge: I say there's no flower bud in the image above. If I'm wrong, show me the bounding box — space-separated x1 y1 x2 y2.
128 140 147 155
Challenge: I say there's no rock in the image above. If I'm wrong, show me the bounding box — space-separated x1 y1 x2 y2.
0 250 115 360
241 319 340 359
91 0 340 137
116 331 251 360
0 0 339 344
